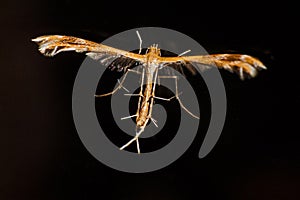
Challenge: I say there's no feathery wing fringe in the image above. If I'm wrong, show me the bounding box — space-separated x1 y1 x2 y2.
160 54 266 79
32 35 144 71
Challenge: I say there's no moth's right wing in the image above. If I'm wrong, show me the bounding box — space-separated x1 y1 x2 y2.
159 54 266 80
32 35 146 71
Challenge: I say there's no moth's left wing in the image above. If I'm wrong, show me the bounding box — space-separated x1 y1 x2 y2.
158 54 266 80
32 35 145 71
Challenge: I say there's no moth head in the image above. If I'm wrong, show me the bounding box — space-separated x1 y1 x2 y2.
147 44 161 56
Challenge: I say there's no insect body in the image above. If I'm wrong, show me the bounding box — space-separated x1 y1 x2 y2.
119 46 162 153
32 34 266 153
138 46 160 128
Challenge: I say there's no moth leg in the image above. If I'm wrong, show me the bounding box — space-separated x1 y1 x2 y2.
95 67 143 98
136 30 142 55
121 114 138 120
150 117 158 128
120 127 144 154
157 76 179 102
127 68 142 74
118 79 129 92
95 71 130 97
153 94 180 101
136 138 140 154
122 68 144 98
157 75 199 119
124 94 143 97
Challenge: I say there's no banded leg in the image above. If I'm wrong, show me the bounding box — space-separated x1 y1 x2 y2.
158 75 199 119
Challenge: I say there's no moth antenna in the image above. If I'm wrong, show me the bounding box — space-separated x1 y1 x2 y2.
136 30 142 54
178 49 191 56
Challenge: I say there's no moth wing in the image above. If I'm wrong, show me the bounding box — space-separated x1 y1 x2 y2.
32 35 145 71
158 54 266 80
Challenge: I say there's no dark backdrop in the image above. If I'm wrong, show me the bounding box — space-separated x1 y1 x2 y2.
1 1 299 200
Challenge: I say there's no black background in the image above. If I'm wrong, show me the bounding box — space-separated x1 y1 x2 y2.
1 1 299 200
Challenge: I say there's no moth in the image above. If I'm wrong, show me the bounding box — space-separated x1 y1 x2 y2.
32 32 266 153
